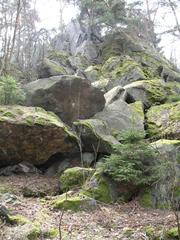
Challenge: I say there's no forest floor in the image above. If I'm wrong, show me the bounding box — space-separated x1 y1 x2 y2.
0 174 177 240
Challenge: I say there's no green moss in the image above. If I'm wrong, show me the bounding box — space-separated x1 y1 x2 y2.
2 111 15 118
52 194 94 211
43 228 59 239
145 227 156 237
60 167 95 192
9 215 29 225
44 58 67 75
0 186 16 194
82 171 114 203
101 56 145 85
174 186 180 198
139 190 154 208
130 101 144 119
166 227 178 239
125 79 167 106
27 226 41 240
146 79 167 104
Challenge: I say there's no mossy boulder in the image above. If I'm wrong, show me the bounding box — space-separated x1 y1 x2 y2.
81 170 117 203
40 58 67 77
101 55 146 87
25 75 105 125
52 192 96 211
59 167 95 192
73 119 119 153
146 101 180 139
0 105 77 167
124 79 169 107
38 50 74 78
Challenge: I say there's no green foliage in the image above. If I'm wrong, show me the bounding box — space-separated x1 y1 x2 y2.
102 130 158 186
67 0 126 28
0 75 26 105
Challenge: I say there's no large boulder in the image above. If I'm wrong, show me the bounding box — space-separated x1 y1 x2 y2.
73 119 119 153
147 101 180 139
0 106 77 167
94 99 145 135
25 75 105 125
139 139 180 209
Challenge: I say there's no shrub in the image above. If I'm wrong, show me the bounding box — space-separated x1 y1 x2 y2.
102 130 158 186
0 75 26 105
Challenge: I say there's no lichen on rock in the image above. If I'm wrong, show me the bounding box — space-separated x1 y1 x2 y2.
146 101 180 139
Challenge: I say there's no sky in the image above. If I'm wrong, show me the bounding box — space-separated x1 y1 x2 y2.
35 0 180 66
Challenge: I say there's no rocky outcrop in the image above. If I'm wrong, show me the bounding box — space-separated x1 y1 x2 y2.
94 99 145 135
52 20 101 62
25 75 105 125
0 106 77 167
147 101 180 139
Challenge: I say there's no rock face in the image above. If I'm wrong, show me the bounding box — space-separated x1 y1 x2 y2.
52 20 101 62
0 106 77 167
147 101 180 139
25 75 105 125
94 99 145 135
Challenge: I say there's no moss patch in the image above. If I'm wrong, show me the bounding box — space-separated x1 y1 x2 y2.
27 226 41 240
130 101 144 120
166 227 179 239
82 171 115 203
139 190 154 208
9 215 30 225
60 167 95 192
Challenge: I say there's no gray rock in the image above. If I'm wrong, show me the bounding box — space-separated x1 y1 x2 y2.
25 75 105 125
104 86 128 106
82 153 95 166
0 163 40 176
94 99 145 135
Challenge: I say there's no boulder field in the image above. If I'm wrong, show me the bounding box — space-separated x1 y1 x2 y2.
0 26 180 215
